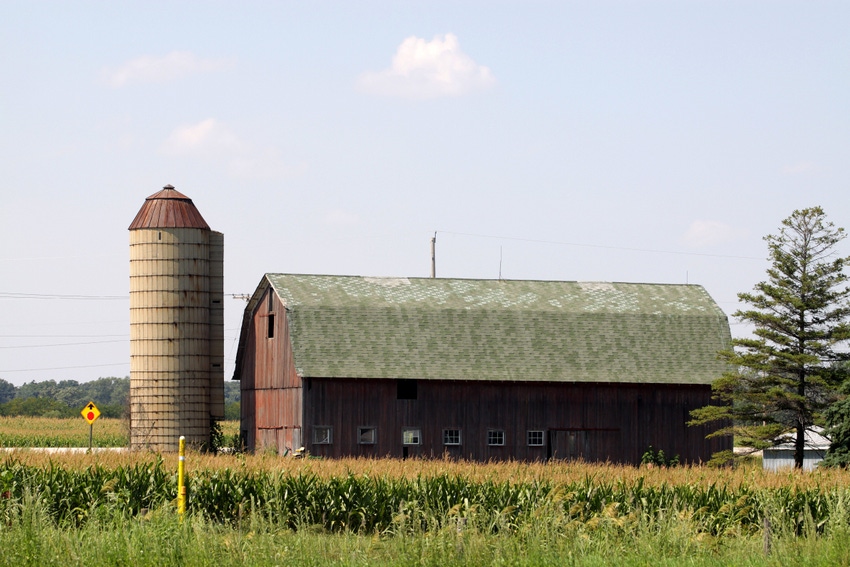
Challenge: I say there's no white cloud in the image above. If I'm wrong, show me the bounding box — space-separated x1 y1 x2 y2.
160 119 294 181
160 119 245 157
781 161 816 175
102 51 234 87
357 34 495 99
681 220 746 248
229 149 301 182
323 209 361 227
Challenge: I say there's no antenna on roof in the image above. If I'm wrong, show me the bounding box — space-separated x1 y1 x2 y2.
499 246 503 281
430 232 437 278
229 294 251 302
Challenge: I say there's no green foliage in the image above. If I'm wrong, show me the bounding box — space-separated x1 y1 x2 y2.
821 378 850 468
223 380 240 404
690 208 850 468
205 419 224 454
1 490 849 567
1 457 847 541
0 397 76 418
224 401 240 421
640 446 680 467
0 379 15 404
1 376 129 418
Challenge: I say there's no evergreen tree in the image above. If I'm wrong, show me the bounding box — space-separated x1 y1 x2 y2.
690 207 850 468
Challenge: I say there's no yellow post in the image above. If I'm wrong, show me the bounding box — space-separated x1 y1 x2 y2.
177 435 186 517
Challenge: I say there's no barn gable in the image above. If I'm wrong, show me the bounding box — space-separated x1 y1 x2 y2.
236 274 730 386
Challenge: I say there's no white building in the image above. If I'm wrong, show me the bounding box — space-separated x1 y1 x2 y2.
762 427 831 471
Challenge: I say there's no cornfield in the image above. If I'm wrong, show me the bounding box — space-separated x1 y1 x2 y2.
0 417 239 448
0 416 128 448
1 453 848 539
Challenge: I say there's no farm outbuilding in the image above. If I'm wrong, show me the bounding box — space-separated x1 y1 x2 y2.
762 427 831 472
233 274 732 463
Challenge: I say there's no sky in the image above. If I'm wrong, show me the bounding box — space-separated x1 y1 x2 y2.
1 1 849 387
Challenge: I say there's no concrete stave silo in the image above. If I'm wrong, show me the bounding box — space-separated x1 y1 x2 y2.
129 185 224 451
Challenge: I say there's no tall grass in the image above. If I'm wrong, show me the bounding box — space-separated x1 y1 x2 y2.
1 454 849 565
1 489 849 566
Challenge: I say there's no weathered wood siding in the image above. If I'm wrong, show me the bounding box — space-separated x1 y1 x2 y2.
238 284 729 463
239 287 302 454
302 378 728 464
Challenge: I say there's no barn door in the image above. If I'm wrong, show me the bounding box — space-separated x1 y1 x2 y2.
547 429 619 462
548 430 587 461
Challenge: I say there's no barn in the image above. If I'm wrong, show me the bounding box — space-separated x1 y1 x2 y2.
233 274 732 463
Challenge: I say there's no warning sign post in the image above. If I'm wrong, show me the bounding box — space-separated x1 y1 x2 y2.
81 401 101 450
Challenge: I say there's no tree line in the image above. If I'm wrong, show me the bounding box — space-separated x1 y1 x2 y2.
0 377 241 420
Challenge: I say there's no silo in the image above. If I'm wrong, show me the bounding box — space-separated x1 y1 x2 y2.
129 185 224 451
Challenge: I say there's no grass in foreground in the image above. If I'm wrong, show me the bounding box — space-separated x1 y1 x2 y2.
1 496 849 567
1 452 849 566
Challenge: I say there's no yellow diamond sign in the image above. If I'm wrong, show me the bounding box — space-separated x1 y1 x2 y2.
81 401 101 425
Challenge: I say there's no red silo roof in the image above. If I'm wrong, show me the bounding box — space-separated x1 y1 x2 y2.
128 185 210 230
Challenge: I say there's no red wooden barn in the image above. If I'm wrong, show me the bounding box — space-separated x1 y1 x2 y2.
233 274 731 463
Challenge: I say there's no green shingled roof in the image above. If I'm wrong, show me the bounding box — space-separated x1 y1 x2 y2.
264 274 731 385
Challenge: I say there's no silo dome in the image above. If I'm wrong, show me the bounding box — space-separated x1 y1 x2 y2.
129 185 224 451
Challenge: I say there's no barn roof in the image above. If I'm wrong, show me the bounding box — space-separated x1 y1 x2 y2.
237 274 731 385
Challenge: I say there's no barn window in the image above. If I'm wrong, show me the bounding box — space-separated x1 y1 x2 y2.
358 427 377 445
267 313 275 339
397 379 418 400
402 428 421 445
443 429 461 446
527 430 544 446
487 429 505 446
313 426 332 445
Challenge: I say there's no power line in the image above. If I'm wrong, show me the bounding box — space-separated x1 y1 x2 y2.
0 292 128 301
0 320 128 328
0 334 129 338
0 363 128 373
0 339 127 349
437 230 764 261
0 254 124 262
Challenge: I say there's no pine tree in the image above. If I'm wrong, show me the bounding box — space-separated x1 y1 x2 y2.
689 207 850 468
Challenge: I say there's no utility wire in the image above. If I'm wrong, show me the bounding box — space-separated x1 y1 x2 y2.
437 230 764 261
0 363 128 373
0 292 128 300
0 334 129 338
0 340 127 349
